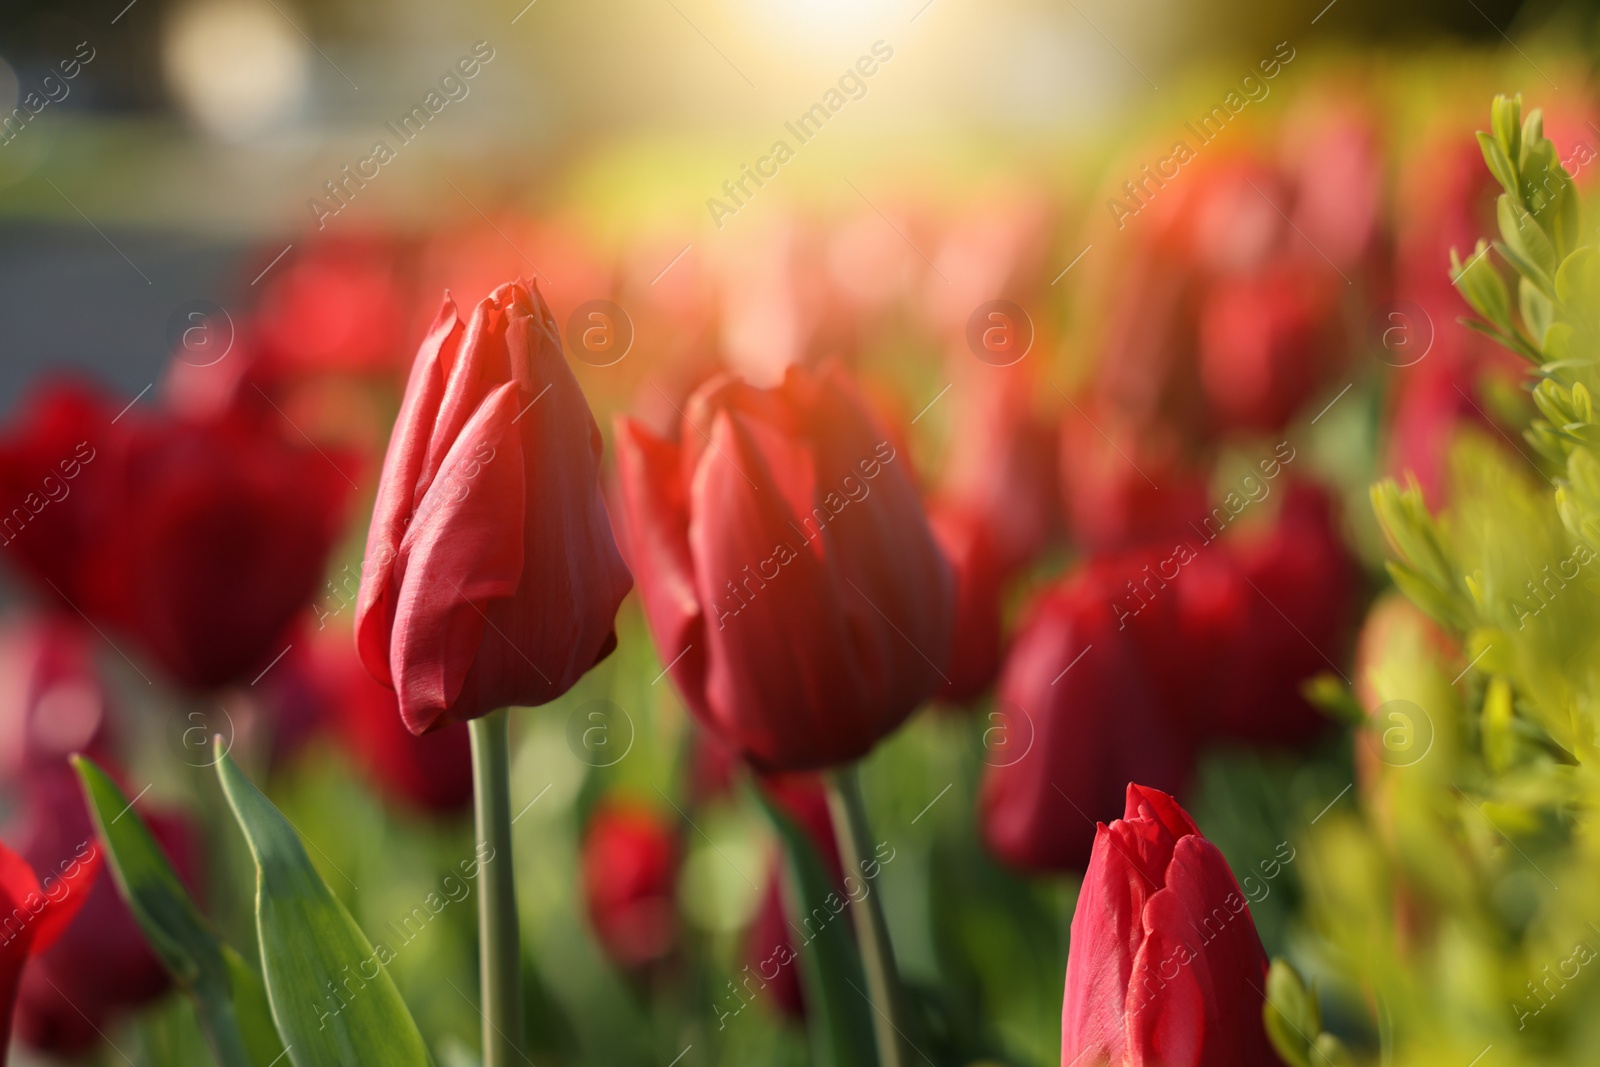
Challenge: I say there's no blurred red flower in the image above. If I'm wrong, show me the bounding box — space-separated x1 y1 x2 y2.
355 281 632 734
0 381 352 691
614 362 953 771
980 557 1195 872
581 800 679 970
254 238 412 377
1060 784 1279 1067
927 500 1007 705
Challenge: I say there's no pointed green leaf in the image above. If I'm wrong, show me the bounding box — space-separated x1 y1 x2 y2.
1477 131 1517 197
750 784 877 1067
215 742 433 1067
74 755 282 1067
1263 958 1319 1067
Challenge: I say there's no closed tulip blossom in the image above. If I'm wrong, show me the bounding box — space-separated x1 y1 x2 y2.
979 558 1194 871
355 280 632 733
615 363 954 771
1061 784 1281 1067
0 381 352 691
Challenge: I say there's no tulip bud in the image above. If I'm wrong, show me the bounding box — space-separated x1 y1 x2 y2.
355 280 632 733
1061 784 1281 1066
615 362 953 771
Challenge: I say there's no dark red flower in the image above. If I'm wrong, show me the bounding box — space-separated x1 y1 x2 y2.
0 381 352 691
614 363 953 771
979 559 1194 872
1059 413 1210 554
581 800 679 970
1222 482 1354 748
937 362 1059 576
1061 784 1280 1067
355 280 632 733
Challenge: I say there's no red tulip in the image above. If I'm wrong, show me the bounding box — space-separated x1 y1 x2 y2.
1061 784 1280 1067
614 363 954 771
1222 482 1353 747
0 834 99 1061
980 559 1194 872
9 763 197 1055
310 631 473 814
0 380 352 691
581 800 679 970
355 280 632 734
1059 413 1210 554
1197 262 1335 433
1093 149 1358 443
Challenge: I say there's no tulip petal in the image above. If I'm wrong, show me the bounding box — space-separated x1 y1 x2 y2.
691 409 871 768
1129 836 1274 1067
388 382 526 733
614 417 708 714
357 296 463 687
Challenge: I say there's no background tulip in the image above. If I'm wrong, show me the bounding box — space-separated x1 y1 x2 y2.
355 280 632 733
581 800 680 971
980 559 1195 872
1061 784 1281 1067
615 362 954 771
0 380 352 691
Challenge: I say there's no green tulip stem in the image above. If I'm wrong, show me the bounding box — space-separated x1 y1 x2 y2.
824 764 909 1067
469 708 525 1067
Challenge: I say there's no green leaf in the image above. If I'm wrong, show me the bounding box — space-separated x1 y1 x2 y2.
73 755 282 1067
1302 673 1365 727
749 783 878 1067
1491 93 1522 171
215 742 433 1067
1477 131 1517 197
1451 242 1514 330
1263 958 1319 1067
